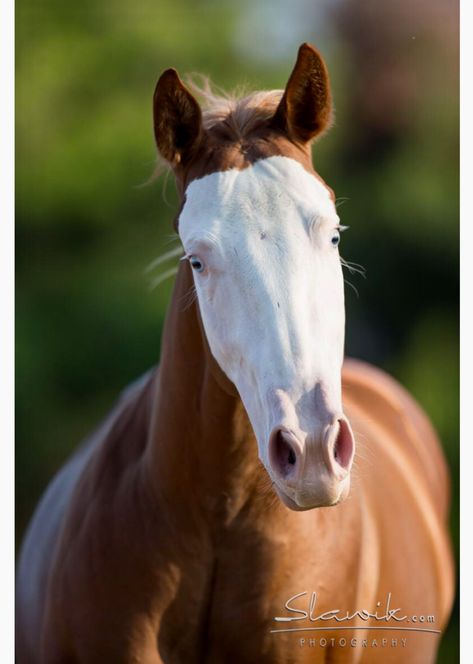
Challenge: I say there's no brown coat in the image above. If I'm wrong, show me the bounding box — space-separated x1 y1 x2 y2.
16 261 454 663
16 43 454 664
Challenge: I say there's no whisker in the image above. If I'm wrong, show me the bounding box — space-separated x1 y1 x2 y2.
343 260 365 271
335 197 350 209
340 257 367 279
148 267 179 291
162 233 180 245
144 246 184 274
344 279 359 298
179 283 198 311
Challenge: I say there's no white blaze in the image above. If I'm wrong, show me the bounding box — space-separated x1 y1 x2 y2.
179 156 345 470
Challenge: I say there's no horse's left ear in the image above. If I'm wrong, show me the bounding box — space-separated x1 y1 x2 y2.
153 68 203 166
272 43 333 144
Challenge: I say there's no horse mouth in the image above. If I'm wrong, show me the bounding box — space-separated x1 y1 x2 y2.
274 483 336 511
273 481 347 511
274 485 310 511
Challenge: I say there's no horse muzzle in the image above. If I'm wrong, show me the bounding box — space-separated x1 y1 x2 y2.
268 418 355 510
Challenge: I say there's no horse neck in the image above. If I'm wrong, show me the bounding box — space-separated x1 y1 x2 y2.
143 261 266 528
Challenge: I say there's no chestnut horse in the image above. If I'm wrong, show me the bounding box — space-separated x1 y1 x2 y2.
16 44 454 663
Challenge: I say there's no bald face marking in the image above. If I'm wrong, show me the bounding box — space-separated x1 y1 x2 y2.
179 155 351 507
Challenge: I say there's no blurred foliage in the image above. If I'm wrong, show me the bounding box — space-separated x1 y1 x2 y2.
16 0 458 660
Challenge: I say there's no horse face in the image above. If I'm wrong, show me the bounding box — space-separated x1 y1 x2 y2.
154 43 355 509
178 155 355 510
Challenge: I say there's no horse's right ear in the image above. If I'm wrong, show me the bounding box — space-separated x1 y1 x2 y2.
153 68 203 167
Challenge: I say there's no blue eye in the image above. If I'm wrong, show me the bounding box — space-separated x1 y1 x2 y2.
331 232 340 247
189 256 205 272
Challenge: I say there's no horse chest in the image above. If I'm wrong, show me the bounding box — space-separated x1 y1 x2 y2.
157 508 366 664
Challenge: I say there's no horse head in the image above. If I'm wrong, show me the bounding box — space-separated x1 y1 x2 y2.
153 43 355 510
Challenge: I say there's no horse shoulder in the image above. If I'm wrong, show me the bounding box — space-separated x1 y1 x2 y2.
16 369 157 663
342 358 455 629
342 357 451 519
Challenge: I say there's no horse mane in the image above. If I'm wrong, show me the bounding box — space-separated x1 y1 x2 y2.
185 75 283 140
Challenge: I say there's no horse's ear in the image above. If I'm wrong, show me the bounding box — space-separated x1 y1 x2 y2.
272 43 333 144
153 68 203 166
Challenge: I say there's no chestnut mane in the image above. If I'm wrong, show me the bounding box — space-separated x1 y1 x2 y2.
186 76 283 139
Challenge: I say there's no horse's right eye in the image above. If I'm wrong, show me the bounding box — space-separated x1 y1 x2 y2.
189 256 205 272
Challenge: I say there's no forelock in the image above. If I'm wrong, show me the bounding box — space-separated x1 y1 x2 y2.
185 76 284 140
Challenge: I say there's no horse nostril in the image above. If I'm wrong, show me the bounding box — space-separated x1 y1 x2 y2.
333 419 354 471
270 429 299 480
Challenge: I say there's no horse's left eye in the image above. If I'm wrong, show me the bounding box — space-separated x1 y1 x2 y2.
331 232 340 247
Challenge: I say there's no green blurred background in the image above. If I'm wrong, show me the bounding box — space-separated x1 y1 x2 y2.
16 0 459 660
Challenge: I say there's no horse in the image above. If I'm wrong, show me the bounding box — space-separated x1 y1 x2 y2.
16 43 454 663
